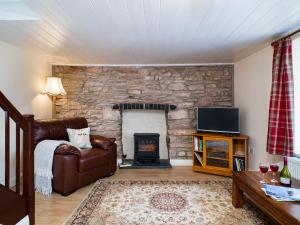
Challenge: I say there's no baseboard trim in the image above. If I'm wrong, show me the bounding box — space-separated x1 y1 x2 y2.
170 159 193 166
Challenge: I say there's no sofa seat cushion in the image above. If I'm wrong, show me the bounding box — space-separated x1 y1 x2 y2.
79 148 110 173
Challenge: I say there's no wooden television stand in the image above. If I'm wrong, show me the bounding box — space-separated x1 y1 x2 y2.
192 132 248 177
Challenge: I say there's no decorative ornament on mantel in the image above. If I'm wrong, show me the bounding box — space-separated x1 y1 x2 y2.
41 77 66 118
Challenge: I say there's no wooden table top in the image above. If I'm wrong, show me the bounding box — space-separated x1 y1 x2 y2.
233 171 300 224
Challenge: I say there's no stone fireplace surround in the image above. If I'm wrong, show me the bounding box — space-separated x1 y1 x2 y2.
53 65 233 161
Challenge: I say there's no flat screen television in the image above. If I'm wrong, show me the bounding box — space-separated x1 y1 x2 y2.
197 107 240 134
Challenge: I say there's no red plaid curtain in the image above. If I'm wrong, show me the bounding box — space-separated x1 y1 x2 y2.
267 38 294 156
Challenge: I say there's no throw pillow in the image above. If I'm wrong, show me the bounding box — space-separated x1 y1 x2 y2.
67 127 92 149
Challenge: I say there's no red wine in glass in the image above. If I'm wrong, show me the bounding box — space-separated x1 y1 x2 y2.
259 163 269 184
270 164 279 172
270 163 279 183
259 166 269 173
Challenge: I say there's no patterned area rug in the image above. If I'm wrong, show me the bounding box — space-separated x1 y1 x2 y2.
64 179 271 225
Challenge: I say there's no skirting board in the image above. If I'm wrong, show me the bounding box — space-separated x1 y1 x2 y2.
117 159 193 166
170 159 193 166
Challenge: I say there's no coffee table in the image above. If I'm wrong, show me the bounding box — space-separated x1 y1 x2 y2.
232 171 300 225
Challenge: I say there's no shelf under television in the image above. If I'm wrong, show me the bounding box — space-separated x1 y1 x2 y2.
206 156 229 161
233 154 246 157
194 150 203 153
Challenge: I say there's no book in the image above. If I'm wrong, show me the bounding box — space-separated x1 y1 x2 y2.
233 159 237 171
240 159 245 171
235 158 240 171
194 137 199 151
262 184 300 201
234 158 245 171
194 152 203 166
199 140 203 152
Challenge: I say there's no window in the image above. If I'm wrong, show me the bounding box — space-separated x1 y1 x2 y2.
292 36 300 156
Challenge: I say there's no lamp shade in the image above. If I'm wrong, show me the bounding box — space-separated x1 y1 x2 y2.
41 77 66 96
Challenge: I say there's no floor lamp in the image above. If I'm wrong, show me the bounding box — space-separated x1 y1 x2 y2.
41 77 66 118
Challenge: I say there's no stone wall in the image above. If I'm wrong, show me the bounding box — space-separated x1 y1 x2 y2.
52 65 234 159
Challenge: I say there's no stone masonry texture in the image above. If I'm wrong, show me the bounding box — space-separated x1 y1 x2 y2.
52 65 234 159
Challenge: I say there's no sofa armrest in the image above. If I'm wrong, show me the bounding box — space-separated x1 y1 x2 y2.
90 135 116 150
52 154 79 195
55 144 80 156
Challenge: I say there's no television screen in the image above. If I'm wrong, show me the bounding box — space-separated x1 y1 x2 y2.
197 107 240 134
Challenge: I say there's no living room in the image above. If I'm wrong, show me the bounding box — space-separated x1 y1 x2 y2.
0 1 300 225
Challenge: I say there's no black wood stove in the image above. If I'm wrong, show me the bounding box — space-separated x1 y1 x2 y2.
133 133 159 164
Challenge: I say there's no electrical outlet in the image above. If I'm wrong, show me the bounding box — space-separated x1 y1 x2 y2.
248 147 254 154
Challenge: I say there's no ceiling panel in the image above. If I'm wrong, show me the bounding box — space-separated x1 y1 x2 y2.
0 0 298 64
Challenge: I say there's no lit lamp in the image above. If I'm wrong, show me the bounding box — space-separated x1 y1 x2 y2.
41 77 66 118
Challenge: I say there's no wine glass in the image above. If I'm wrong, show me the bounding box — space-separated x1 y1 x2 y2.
259 163 269 184
270 163 279 183
122 153 127 165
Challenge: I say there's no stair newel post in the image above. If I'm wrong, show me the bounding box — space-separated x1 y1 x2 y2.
23 114 35 225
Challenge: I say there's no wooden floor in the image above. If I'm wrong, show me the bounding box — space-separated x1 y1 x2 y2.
35 167 227 225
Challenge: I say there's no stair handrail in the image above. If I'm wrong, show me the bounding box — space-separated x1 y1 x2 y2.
0 90 35 224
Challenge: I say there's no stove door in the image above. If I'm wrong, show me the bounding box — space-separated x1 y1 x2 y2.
134 135 159 162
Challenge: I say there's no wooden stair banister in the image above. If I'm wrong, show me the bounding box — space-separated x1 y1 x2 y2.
0 92 28 129
0 91 35 225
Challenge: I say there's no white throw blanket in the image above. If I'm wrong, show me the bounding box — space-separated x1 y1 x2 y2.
34 140 70 196
16 215 29 225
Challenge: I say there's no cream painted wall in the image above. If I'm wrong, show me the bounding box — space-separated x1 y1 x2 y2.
0 40 52 186
0 42 52 118
234 46 282 171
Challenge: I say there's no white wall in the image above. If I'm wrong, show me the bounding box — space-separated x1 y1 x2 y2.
0 40 52 186
234 46 282 171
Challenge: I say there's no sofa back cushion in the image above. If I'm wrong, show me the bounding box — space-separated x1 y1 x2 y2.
34 117 88 147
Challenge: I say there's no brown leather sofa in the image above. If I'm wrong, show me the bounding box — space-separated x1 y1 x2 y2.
34 117 117 195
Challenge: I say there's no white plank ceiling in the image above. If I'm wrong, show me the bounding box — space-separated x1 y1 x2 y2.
0 0 300 64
